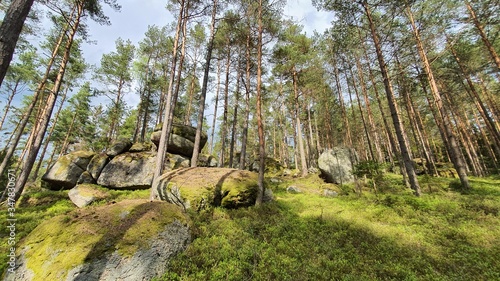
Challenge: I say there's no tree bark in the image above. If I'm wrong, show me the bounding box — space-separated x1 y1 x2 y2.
151 0 185 200
0 0 35 87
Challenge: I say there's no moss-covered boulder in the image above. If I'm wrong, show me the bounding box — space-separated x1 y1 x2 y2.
5 200 190 281
42 151 96 190
86 153 110 181
97 152 157 190
155 167 272 210
68 184 111 208
105 140 132 157
198 154 218 167
129 142 153 152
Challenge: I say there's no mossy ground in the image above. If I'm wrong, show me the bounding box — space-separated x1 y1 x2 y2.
1 173 499 280
158 174 500 281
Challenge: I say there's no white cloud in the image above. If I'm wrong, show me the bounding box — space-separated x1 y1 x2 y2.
284 0 331 35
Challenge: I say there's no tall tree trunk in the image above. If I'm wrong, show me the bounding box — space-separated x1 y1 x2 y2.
364 1 421 195
30 87 68 181
406 6 470 190
11 3 82 202
349 60 375 161
152 0 185 200
219 48 231 167
229 56 242 168
255 0 265 205
332 58 352 146
191 0 216 167
355 55 383 162
0 0 35 86
449 40 500 148
293 70 308 177
170 7 188 124
209 58 221 155
360 38 398 167
465 0 500 72
0 14 67 192
239 29 252 170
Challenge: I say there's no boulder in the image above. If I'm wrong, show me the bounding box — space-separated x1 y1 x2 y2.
77 171 96 185
5 200 190 281
86 153 110 181
318 147 358 185
106 140 132 157
68 184 110 208
97 152 157 190
155 167 272 210
250 157 283 174
323 189 339 198
151 123 208 158
167 153 190 169
198 154 218 167
286 186 302 193
129 142 153 152
42 151 96 190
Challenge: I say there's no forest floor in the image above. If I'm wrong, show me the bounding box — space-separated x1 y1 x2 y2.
1 173 499 280
159 173 500 281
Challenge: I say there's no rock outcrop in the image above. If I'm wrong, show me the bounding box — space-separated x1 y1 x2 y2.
318 147 358 184
97 152 157 190
5 200 191 281
68 184 110 208
42 151 96 190
151 123 208 157
155 167 273 210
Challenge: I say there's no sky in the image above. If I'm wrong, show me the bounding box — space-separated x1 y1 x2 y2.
83 0 332 66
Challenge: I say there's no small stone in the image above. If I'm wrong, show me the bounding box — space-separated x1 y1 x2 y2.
286 186 302 193
323 189 338 198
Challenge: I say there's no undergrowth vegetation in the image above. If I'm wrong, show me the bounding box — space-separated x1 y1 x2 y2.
1 174 499 280
158 174 500 281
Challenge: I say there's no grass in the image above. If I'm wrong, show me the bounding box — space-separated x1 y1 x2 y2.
157 174 500 281
1 174 499 280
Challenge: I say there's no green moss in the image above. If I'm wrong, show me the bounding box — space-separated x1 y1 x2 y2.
220 173 258 208
18 200 189 280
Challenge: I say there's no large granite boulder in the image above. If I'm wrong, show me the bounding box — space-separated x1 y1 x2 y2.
97 152 157 190
86 153 110 181
318 147 358 185
68 184 111 208
151 123 208 157
5 200 190 281
155 167 272 210
42 151 96 190
105 140 132 157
